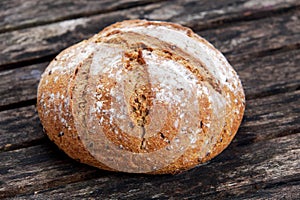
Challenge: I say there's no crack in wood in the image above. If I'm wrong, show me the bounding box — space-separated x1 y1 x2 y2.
0 99 37 112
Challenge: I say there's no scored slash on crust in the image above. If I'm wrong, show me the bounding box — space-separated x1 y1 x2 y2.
37 20 245 174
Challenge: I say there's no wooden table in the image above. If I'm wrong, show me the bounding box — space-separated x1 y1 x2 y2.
1 0 299 199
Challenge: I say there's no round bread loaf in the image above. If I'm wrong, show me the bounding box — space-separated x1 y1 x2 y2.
37 20 245 174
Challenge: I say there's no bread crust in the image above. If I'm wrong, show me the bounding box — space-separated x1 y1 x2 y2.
37 20 245 174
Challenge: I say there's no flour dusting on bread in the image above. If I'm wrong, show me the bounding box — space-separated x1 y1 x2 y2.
37 20 245 174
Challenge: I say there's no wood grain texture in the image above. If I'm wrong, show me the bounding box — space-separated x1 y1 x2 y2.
0 0 299 68
1 133 298 199
0 0 163 33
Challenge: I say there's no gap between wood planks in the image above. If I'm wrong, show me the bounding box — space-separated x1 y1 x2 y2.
0 99 37 112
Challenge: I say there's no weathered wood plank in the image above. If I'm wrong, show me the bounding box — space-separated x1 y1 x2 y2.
1 133 298 198
0 0 163 33
0 1 299 68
